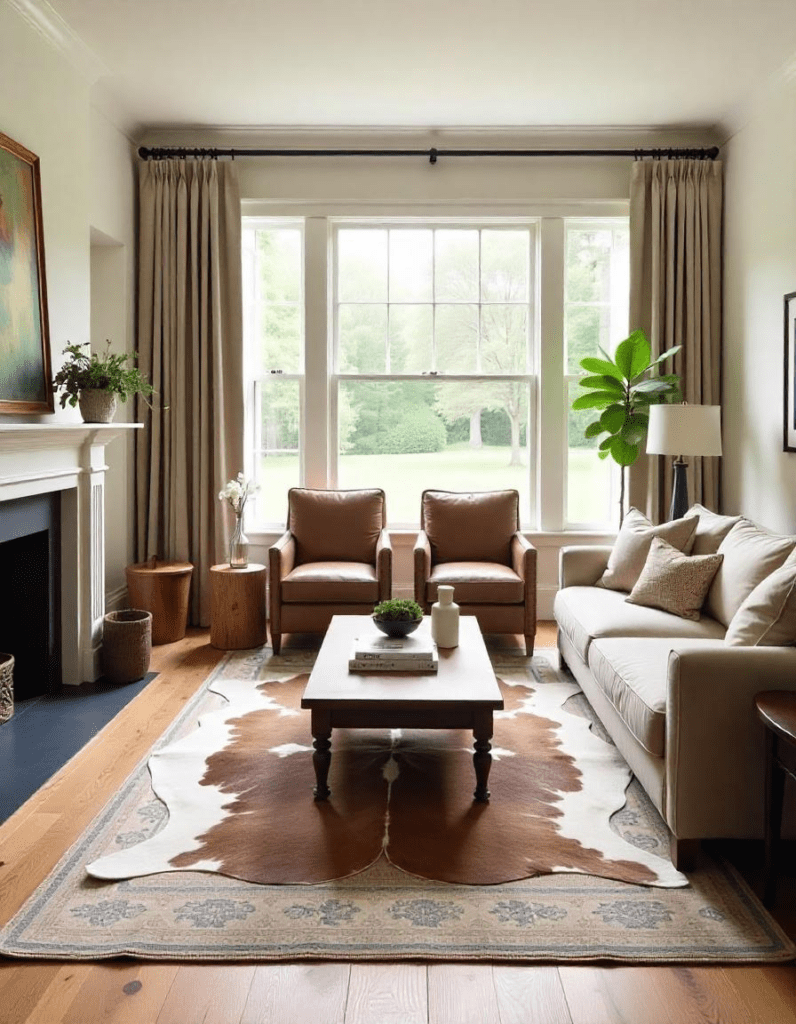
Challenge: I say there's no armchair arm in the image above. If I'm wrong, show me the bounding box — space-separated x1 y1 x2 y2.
413 530 432 611
376 528 393 601
268 531 296 635
559 545 612 589
665 642 796 839
511 533 537 642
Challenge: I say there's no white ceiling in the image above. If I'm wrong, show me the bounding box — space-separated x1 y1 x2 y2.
28 0 796 134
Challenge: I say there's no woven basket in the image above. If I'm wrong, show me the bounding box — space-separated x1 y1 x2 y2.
0 653 13 723
102 610 152 684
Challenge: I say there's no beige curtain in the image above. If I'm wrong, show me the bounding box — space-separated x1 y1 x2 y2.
135 159 244 626
628 158 723 522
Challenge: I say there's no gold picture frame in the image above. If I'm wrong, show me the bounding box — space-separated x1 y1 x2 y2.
0 131 53 414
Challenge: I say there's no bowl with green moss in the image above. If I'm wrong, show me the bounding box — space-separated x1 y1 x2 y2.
372 599 424 638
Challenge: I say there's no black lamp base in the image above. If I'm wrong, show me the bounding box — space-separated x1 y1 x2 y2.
669 459 689 520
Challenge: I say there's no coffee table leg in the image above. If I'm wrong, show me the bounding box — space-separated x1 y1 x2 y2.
311 710 332 801
473 711 493 802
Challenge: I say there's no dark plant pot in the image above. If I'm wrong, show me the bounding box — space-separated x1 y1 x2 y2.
372 617 422 638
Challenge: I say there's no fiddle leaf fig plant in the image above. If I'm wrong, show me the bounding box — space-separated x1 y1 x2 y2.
572 329 682 525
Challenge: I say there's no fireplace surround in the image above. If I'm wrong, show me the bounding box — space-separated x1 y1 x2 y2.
0 424 140 685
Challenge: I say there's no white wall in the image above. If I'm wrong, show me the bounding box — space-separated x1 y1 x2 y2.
722 79 796 533
89 107 138 606
0 2 91 420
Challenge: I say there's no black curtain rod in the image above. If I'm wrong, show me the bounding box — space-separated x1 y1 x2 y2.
138 145 720 164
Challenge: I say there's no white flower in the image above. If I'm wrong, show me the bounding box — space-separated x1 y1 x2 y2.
219 473 258 514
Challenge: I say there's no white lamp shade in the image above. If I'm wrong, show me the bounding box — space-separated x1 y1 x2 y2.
646 404 722 457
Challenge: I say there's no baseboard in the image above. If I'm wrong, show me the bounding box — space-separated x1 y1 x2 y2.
105 585 128 613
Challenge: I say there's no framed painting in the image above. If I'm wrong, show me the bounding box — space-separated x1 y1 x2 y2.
0 131 53 414
785 291 796 452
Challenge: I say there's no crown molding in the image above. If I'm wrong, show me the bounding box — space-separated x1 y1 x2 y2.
5 0 107 83
717 49 796 145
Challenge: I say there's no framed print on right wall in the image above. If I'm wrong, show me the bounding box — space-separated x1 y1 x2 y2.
785 291 796 452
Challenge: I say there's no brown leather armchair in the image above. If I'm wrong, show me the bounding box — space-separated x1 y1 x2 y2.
269 487 392 655
413 489 536 656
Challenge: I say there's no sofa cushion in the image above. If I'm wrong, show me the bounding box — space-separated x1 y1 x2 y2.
725 552 796 646
554 585 725 663
626 537 723 621
597 507 698 593
288 488 385 565
684 503 743 555
426 562 524 604
281 562 379 603
705 519 796 628
421 489 518 565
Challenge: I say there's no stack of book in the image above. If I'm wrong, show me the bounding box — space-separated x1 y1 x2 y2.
348 632 438 672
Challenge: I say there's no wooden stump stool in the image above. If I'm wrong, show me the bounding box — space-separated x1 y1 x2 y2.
210 563 267 650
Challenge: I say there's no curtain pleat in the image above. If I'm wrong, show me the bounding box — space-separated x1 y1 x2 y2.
135 159 244 626
628 159 723 522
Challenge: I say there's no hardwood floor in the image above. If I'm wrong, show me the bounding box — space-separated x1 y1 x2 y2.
0 624 794 1023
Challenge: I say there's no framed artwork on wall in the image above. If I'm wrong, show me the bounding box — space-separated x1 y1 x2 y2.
0 131 53 414
785 291 796 452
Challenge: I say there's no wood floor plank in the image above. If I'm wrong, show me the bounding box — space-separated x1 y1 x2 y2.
721 965 796 1023
60 963 180 1024
0 964 62 1024
428 964 499 1024
156 964 256 1024
559 966 679 1024
345 963 427 1024
21 964 94 1024
492 966 573 1024
241 964 350 1024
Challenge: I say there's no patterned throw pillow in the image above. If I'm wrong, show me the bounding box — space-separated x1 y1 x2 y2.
626 537 724 621
597 507 699 593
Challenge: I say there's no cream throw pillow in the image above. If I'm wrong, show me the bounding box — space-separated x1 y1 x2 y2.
684 503 743 556
626 537 723 621
597 507 699 593
704 519 796 627
724 552 796 646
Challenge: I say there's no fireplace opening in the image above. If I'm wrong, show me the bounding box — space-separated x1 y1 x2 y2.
0 493 61 700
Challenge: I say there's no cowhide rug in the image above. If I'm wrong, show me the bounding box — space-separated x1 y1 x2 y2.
87 668 686 888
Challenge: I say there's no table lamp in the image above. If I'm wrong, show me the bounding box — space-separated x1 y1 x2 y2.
646 404 722 519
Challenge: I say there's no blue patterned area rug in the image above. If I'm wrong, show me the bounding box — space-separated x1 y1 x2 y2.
0 645 792 963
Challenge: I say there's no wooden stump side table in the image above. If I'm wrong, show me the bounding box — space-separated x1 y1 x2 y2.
210 563 267 650
755 689 796 908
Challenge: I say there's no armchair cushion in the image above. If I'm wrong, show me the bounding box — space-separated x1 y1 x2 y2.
421 489 519 565
288 488 385 565
427 562 524 604
281 562 379 604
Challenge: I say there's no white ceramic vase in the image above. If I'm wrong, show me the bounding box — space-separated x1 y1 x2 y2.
431 585 459 648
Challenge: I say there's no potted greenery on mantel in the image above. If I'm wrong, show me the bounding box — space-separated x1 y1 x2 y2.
52 341 154 423
572 330 681 526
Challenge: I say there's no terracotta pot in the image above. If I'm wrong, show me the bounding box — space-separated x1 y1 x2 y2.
78 389 117 423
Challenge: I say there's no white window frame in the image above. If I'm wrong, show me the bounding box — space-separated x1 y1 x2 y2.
242 200 629 537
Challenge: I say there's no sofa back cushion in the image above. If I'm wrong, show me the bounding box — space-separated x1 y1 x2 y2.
724 551 796 646
705 519 796 627
597 507 698 593
421 489 518 565
288 488 385 564
684 503 743 555
625 537 723 621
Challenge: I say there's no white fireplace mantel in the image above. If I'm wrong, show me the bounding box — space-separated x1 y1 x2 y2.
0 423 142 685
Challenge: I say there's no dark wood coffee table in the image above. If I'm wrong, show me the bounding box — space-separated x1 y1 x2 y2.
301 614 504 802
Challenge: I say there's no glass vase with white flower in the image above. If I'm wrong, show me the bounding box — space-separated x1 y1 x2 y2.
218 473 258 568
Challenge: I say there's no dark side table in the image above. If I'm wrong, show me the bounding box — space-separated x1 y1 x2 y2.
755 690 796 908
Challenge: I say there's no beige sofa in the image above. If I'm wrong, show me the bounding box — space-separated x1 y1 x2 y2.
554 505 796 869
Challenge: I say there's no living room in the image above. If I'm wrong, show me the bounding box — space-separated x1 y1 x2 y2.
1 0 796 1019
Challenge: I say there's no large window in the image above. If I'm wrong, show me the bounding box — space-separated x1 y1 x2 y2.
334 226 534 524
243 214 629 532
